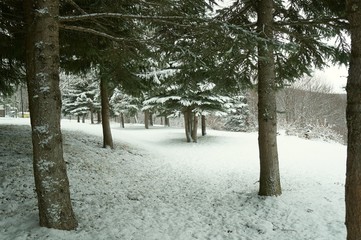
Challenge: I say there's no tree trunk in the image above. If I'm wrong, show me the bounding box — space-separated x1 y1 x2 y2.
90 109 94 124
192 114 199 143
149 112 154 126
82 114 85 123
120 112 125 128
201 115 207 136
100 77 114 149
346 1 361 238
144 110 149 129
184 108 192 142
256 0 282 196
97 111 101 123
165 117 170 127
23 0 77 230
77 115 80 123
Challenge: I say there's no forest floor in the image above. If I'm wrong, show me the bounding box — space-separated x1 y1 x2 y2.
0 117 346 240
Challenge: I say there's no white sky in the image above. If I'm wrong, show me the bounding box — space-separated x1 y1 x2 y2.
314 65 348 93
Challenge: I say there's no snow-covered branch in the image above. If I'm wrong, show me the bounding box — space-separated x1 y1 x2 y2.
59 24 143 42
59 13 192 23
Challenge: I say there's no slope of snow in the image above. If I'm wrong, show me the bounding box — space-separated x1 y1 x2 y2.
0 118 346 239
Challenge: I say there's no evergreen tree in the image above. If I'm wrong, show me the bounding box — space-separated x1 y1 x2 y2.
224 95 251 132
217 0 347 196
62 72 101 123
110 87 139 128
23 0 78 230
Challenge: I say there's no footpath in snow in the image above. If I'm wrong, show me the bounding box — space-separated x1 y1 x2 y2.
0 117 346 240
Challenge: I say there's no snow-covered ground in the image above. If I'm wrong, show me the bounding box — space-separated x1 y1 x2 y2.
0 117 346 240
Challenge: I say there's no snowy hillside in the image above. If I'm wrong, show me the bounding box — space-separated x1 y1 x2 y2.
0 118 346 240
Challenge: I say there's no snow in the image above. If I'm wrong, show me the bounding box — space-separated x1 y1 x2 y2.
0 117 346 239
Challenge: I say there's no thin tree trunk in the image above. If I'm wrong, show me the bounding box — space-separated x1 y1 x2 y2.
165 117 170 127
201 115 207 136
257 0 282 196
120 112 125 128
192 114 199 143
77 115 80 123
23 0 77 230
346 1 361 239
90 109 94 124
144 110 149 129
97 111 101 123
82 114 85 123
184 108 192 142
100 77 113 149
149 112 154 126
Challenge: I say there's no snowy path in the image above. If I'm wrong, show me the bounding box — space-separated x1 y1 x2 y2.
0 118 346 240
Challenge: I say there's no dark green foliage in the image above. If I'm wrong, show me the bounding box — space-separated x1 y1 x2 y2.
0 0 25 96
224 95 251 132
62 73 100 117
215 0 349 87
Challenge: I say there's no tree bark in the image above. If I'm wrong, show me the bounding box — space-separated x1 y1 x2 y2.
192 114 199 142
97 111 101 123
256 0 282 196
23 0 77 230
144 110 149 129
149 112 154 126
346 1 361 239
120 112 125 128
184 108 192 142
165 117 170 127
100 77 114 149
201 115 207 136
90 109 94 124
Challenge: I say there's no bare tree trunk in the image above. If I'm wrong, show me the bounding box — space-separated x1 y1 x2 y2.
184 108 192 142
82 114 85 123
90 109 94 124
149 112 154 126
77 115 80 123
120 112 125 128
165 117 170 127
100 77 113 149
192 114 199 143
257 0 282 196
201 115 207 136
23 0 77 230
144 110 149 129
97 111 101 123
346 1 361 239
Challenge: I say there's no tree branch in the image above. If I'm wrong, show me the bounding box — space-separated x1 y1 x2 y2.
59 24 128 42
274 18 348 28
59 13 191 23
65 0 87 15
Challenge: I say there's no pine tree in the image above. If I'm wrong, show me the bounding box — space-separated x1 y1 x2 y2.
224 95 251 132
23 0 77 230
110 88 139 128
62 72 101 123
217 0 347 196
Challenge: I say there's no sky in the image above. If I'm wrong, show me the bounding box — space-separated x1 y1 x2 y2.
314 65 348 93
